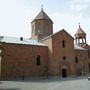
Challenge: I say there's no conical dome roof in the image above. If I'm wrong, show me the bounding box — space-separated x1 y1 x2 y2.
75 24 86 36
32 8 53 22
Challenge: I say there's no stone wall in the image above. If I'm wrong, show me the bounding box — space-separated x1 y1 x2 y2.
75 49 89 76
1 43 48 79
41 30 76 77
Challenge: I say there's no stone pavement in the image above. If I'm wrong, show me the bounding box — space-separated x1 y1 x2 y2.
0 77 90 90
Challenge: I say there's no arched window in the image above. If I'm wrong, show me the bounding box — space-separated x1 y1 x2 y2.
88 49 90 58
36 55 40 66
36 25 40 33
63 56 66 60
45 23 49 33
62 40 65 48
89 64 90 72
75 56 78 64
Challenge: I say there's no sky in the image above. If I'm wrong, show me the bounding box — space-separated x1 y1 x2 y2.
0 0 90 43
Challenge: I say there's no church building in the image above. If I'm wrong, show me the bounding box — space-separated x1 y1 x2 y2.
0 8 90 79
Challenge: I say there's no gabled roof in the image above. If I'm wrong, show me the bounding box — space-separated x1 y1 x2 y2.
82 43 90 49
75 24 86 35
40 29 74 41
32 8 53 22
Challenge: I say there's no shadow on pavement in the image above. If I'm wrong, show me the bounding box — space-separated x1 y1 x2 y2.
0 88 21 90
11 76 88 83
0 82 2 84
1 76 88 83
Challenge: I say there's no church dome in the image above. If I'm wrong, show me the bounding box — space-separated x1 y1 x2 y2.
75 23 86 36
32 8 53 22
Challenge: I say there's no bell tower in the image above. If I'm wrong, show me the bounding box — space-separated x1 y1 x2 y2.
75 23 86 46
31 7 53 40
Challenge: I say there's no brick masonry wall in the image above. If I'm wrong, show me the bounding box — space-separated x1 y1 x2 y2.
41 30 76 77
75 49 89 75
31 19 53 40
51 31 75 76
1 43 48 78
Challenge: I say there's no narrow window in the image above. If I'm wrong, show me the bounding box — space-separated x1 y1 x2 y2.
63 56 66 60
89 64 90 72
36 55 40 66
75 56 78 64
36 25 40 33
62 40 65 48
45 24 48 33
88 50 90 58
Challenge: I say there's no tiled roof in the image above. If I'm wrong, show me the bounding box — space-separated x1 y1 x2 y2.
33 8 52 22
0 36 46 46
75 25 86 35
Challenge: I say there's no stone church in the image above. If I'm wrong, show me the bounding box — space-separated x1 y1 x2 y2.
0 8 90 79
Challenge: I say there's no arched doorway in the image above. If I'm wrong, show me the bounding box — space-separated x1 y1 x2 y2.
62 69 67 77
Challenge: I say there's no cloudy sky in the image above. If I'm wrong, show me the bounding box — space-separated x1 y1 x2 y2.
0 0 90 43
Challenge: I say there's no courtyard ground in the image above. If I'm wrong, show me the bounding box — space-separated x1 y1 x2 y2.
0 76 90 90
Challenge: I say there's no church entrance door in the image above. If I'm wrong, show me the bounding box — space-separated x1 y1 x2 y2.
62 69 67 77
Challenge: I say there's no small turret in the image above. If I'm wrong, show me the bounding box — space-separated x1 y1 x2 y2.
75 23 86 46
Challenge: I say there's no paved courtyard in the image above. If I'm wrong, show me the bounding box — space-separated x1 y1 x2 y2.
0 77 90 90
